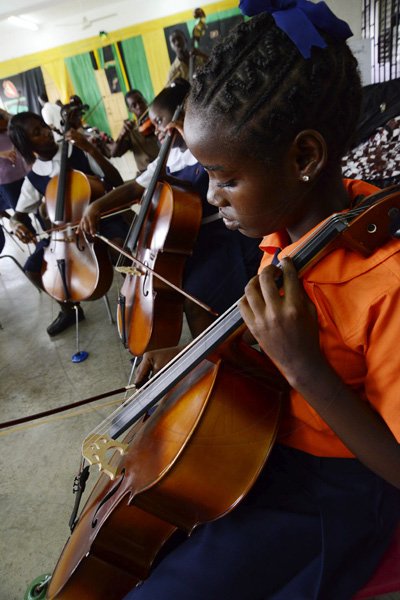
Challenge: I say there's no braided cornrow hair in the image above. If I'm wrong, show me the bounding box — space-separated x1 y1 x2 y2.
188 12 362 164
150 78 190 113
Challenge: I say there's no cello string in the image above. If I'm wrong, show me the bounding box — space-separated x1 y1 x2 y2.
31 204 134 240
88 221 360 442
81 219 337 443
85 186 400 451
86 301 241 440
86 190 393 439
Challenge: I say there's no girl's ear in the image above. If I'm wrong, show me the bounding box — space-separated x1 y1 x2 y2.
292 129 327 183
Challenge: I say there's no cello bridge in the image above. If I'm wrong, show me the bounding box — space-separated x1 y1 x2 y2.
115 266 143 276
53 237 75 243
82 434 128 480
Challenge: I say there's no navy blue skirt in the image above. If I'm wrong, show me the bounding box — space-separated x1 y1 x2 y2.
183 220 262 315
123 445 400 600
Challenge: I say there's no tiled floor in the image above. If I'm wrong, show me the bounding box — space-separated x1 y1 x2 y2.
0 223 150 599
0 220 399 600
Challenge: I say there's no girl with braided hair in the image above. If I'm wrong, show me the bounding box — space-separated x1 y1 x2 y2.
80 79 262 338
124 2 400 598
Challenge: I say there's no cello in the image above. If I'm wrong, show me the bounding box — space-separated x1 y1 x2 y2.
41 107 114 303
116 105 202 356
43 185 400 599
189 8 207 83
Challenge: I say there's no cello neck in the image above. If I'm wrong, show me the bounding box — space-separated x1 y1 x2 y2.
93 301 244 441
54 139 69 223
125 104 184 251
54 104 73 224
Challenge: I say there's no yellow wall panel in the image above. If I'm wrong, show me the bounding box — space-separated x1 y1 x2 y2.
93 70 128 139
42 59 74 104
142 30 171 96
0 0 237 79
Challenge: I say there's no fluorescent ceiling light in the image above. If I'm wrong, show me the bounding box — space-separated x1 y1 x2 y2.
7 16 39 31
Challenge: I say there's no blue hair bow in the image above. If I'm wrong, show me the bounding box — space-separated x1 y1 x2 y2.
239 0 353 58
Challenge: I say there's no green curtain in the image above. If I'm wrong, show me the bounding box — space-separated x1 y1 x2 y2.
120 36 154 103
65 53 111 135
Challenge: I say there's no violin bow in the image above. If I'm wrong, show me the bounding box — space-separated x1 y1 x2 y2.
81 97 103 121
96 233 218 316
0 384 137 430
28 203 134 240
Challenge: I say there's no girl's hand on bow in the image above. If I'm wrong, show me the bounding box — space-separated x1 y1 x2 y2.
134 346 184 386
165 118 185 139
77 203 101 237
11 220 36 244
239 257 324 388
121 120 134 135
65 128 93 153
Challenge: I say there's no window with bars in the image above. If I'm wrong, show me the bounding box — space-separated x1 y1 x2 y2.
362 0 400 81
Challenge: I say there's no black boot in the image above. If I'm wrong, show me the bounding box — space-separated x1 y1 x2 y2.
47 304 85 337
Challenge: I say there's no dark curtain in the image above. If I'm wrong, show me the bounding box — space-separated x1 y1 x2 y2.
164 10 244 65
164 23 191 63
0 67 45 115
353 78 400 146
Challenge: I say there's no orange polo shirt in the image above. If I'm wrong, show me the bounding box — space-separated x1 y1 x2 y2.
259 179 400 457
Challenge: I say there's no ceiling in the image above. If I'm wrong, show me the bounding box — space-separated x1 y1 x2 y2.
0 1 363 69
0 0 215 62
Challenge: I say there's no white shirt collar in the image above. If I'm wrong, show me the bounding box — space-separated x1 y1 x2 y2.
32 142 73 177
167 146 198 171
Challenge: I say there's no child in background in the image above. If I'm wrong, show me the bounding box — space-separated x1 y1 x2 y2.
108 89 159 175
80 79 262 338
0 109 29 214
8 111 126 336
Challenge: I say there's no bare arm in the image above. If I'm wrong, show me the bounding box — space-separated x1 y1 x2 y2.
108 122 133 158
9 211 37 243
165 118 185 139
134 346 185 386
239 258 400 489
0 149 16 164
65 129 123 188
78 179 145 236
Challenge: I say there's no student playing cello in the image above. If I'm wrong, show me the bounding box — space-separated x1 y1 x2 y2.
121 1 400 598
80 79 262 339
8 111 127 336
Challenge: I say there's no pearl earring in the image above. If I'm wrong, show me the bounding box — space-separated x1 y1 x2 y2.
301 175 310 182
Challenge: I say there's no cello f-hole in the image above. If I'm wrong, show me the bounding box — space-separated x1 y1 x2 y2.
92 468 126 527
75 231 86 252
142 262 150 297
